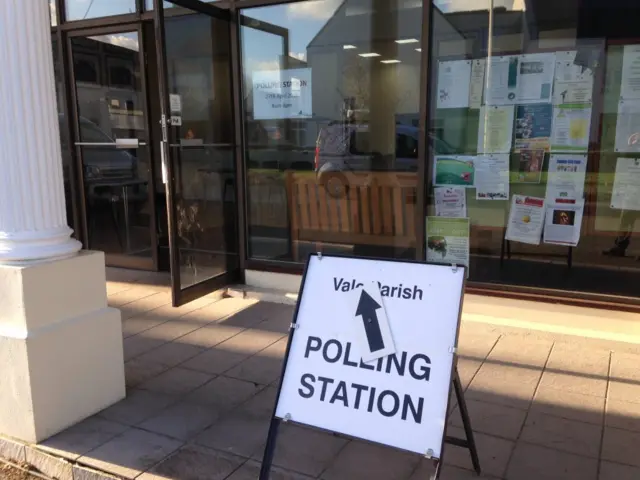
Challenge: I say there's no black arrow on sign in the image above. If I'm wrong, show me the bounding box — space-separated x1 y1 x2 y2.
356 289 385 353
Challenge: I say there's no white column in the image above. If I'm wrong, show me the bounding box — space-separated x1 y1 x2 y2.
0 1 125 445
0 0 81 263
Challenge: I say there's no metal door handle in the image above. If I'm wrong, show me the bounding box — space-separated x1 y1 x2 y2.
160 141 168 185
74 139 147 148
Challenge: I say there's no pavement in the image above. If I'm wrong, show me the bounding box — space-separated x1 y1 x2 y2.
13 268 640 480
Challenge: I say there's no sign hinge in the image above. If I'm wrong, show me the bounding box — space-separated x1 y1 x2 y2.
289 323 299 331
449 346 457 354
424 448 434 459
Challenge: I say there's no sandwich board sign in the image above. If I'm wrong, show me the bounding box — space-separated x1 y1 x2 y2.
260 254 481 480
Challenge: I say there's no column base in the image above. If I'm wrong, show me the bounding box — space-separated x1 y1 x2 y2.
0 226 82 263
0 251 125 443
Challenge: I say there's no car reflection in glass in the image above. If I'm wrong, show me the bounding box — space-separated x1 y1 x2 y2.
315 121 455 198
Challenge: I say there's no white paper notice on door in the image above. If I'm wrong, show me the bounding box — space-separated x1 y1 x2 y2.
436 60 472 109
252 68 313 120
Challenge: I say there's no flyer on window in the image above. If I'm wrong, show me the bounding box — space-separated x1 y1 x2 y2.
545 154 587 203
553 51 595 105
543 200 585 247
436 60 472 109
614 99 640 153
513 150 545 184
468 59 486 109
477 105 515 153
551 104 591 151
426 217 470 269
621 45 640 100
434 186 467 217
485 56 519 105
434 155 475 187
505 195 546 245
514 103 553 151
475 154 510 200
516 53 556 104
611 157 640 211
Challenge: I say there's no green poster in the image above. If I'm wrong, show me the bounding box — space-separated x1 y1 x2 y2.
426 217 470 269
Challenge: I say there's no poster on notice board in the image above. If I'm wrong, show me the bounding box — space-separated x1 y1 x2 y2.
505 195 546 245
436 60 472 109
543 200 585 247
426 217 470 269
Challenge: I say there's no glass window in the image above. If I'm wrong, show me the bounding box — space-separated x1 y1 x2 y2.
65 0 136 21
50 0 57 26
427 0 640 298
70 32 155 258
241 0 423 263
144 0 219 10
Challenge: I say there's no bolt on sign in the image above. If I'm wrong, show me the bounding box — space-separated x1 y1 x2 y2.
260 254 481 480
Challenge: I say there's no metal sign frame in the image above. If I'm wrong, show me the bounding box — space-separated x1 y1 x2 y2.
259 253 481 480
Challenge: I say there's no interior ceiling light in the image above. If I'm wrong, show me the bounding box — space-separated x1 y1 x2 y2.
396 38 419 44
381 59 401 64
358 52 381 57
343 44 357 50
415 48 422 52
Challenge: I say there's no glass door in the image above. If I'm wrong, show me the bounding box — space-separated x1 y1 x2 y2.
69 27 158 270
153 0 239 306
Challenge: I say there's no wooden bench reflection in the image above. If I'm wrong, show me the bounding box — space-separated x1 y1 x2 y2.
287 171 418 260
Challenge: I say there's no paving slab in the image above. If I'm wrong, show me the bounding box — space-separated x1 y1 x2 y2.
195 409 271 458
601 426 640 468
450 398 527 440
97 389 180 426
138 445 244 480
123 357 169 389
530 383 605 425
443 426 514 478
138 366 214 396
264 425 348 477
599 461 640 480
228 460 314 480
187 375 264 409
38 417 128 461
320 441 419 480
605 398 640 432
225 337 287 385
138 400 221 441
78 428 182 479
505 442 597 480
519 411 602 458
466 363 542 410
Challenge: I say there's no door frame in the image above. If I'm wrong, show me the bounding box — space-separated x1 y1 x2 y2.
66 23 160 270
153 0 242 306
